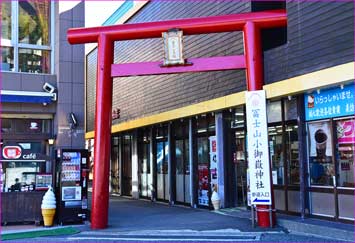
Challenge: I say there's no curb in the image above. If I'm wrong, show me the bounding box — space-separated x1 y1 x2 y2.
277 218 354 242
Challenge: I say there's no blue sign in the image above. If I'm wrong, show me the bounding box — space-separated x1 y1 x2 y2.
305 84 354 121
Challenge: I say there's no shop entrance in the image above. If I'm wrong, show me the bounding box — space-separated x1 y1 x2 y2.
174 120 190 205
122 135 132 196
230 107 248 207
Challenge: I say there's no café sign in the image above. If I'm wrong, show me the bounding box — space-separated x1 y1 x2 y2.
2 144 47 161
2 146 22 159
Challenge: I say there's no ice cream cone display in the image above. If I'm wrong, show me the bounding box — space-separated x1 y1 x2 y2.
211 190 221 210
41 186 56 227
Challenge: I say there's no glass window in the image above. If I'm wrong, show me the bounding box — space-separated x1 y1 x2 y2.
267 101 282 123
1 1 52 73
336 118 354 188
2 161 45 192
285 98 298 121
1 46 14 71
308 121 334 186
197 119 207 133
1 1 11 42
1 119 13 133
231 106 245 129
113 137 119 146
143 143 150 174
268 125 284 185
19 48 50 73
286 124 300 184
16 119 42 134
176 140 184 174
184 139 190 174
19 0 50 46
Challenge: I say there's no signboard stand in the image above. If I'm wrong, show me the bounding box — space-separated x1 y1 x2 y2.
251 205 255 228
246 90 275 227
269 205 273 229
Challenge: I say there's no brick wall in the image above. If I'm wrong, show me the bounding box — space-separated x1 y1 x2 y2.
264 1 354 84
86 1 251 132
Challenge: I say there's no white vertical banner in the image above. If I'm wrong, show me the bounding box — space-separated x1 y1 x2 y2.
246 90 272 205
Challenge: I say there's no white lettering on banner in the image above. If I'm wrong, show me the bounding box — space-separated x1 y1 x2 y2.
246 91 272 205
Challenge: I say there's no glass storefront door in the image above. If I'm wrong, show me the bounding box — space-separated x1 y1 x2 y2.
175 138 190 204
155 126 169 201
307 117 355 221
111 137 120 194
156 141 168 201
235 130 247 206
139 131 151 198
122 134 132 196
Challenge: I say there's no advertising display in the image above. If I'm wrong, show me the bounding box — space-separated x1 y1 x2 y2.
198 164 209 206
209 136 218 191
246 90 272 205
308 121 333 158
337 119 354 187
305 84 354 121
35 174 53 190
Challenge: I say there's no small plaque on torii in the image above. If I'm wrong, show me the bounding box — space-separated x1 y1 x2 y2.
162 28 185 66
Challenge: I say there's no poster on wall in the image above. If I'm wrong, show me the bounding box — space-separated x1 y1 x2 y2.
245 90 272 205
198 164 209 206
308 121 333 157
209 136 218 191
337 120 355 144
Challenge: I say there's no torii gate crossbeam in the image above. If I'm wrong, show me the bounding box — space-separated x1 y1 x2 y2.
67 10 287 229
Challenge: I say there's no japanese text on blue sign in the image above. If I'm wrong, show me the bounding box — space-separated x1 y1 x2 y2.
305 84 354 121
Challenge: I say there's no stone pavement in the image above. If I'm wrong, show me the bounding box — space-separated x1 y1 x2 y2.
214 207 354 242
1 196 353 242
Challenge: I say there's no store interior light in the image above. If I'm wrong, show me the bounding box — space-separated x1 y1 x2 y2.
48 137 55 145
340 84 344 90
317 89 320 94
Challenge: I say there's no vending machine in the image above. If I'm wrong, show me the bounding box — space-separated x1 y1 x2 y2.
55 149 89 225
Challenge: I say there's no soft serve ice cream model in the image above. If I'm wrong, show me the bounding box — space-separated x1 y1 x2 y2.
211 189 221 210
41 186 56 226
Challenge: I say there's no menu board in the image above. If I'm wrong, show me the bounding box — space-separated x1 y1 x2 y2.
61 152 81 182
35 174 53 190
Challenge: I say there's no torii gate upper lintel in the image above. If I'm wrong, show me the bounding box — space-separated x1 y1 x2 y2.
67 10 287 229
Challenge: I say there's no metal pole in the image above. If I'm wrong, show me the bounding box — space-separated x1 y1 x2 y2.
269 205 273 228
189 118 197 208
91 34 114 229
297 95 306 220
251 205 255 228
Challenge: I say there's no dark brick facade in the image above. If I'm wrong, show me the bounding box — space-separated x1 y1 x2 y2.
86 1 251 132
86 1 354 132
264 1 354 84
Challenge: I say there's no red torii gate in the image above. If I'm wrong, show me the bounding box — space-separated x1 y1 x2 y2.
68 10 287 229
